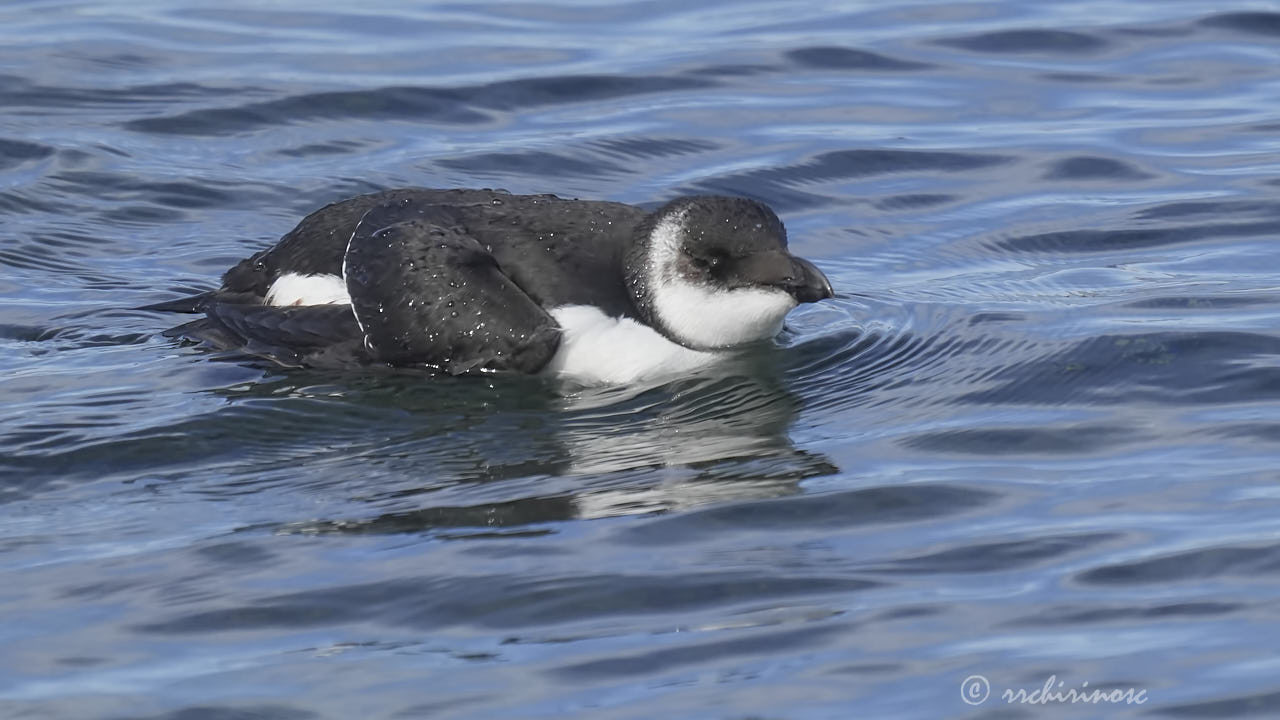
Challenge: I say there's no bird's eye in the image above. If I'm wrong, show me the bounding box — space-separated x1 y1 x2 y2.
691 254 721 270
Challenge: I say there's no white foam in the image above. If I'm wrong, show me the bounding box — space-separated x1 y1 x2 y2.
542 305 719 385
265 272 351 307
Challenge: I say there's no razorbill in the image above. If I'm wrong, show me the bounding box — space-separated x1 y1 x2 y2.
149 188 834 384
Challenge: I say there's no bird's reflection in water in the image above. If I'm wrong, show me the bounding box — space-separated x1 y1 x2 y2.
216 350 837 536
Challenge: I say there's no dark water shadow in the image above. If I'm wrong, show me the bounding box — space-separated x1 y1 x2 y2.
119 707 316 720
133 570 874 634
1198 11 1280 37
1148 689 1280 718
0 72 244 111
613 483 996 546
1077 541 1280 585
995 220 1280 255
933 29 1109 54
549 621 849 681
688 148 1013 211
903 424 1146 456
1042 155 1154 181
123 75 715 136
785 47 935 71
995 197 1280 255
0 137 55 170
1003 601 1243 628
863 532 1121 574
956 331 1280 407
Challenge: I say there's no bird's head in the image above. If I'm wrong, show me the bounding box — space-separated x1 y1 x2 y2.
625 196 834 351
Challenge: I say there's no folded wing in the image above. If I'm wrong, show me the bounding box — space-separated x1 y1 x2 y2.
343 200 562 374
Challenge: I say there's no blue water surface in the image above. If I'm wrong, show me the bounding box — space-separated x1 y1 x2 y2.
3 1 1280 718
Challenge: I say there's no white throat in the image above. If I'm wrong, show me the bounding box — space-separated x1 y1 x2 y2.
646 213 796 349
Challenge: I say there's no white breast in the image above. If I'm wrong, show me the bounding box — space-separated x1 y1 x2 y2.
542 305 719 385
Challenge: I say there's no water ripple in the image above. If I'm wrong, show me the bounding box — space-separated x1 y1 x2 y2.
123 75 716 136
933 29 1110 54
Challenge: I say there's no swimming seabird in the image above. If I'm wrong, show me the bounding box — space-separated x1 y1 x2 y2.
149 188 834 384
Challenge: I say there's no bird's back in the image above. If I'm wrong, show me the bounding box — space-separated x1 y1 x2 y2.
222 188 646 317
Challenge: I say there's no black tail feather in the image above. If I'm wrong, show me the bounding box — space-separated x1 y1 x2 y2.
138 290 265 314
137 291 214 314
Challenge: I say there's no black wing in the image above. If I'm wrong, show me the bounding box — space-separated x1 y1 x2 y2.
343 200 562 374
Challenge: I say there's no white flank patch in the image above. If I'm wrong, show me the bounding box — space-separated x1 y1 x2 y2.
648 214 796 349
265 272 351 307
543 305 719 385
